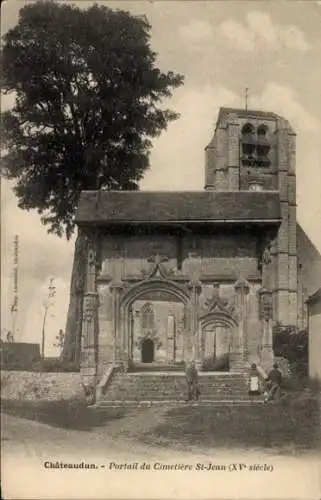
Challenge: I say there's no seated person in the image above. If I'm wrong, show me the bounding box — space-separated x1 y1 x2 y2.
264 363 282 402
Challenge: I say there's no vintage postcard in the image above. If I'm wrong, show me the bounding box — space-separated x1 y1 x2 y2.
1 0 320 499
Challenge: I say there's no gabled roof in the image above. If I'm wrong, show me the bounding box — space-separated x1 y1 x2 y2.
75 190 281 226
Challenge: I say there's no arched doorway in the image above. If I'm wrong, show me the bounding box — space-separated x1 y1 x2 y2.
201 314 237 372
141 338 154 363
120 278 190 367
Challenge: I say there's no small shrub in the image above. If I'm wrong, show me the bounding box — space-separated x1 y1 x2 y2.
273 323 308 377
274 356 292 377
291 360 308 378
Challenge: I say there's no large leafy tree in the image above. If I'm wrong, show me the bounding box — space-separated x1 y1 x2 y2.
1 1 184 362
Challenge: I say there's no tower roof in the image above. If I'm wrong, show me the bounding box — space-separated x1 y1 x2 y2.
217 106 295 133
205 107 295 148
218 107 280 122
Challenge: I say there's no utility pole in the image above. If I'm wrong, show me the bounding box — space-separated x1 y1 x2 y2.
41 278 56 359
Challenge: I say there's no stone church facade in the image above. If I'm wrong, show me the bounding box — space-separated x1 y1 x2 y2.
75 107 320 402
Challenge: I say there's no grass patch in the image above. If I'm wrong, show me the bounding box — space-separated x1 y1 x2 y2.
2 391 320 455
140 393 320 454
1 398 128 431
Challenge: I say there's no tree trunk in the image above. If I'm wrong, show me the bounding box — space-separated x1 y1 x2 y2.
61 229 87 364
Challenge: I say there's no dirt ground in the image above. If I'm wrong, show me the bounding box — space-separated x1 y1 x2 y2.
1 397 321 500
1 390 320 453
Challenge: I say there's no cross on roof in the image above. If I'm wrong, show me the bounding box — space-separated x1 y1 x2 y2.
245 87 249 111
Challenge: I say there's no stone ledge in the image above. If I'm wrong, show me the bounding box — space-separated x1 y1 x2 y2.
93 399 264 408
126 371 244 377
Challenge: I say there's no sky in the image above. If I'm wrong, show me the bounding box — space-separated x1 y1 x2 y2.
1 0 321 355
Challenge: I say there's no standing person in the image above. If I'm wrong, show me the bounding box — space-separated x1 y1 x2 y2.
185 360 200 402
265 362 282 402
6 331 14 343
249 363 260 395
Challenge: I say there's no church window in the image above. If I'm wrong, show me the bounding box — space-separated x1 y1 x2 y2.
241 123 255 142
241 123 256 166
141 303 155 330
241 123 271 167
257 124 268 139
256 125 271 166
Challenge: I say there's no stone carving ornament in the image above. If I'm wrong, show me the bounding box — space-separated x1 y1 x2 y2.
134 331 162 350
262 244 272 265
88 249 96 265
143 254 177 279
203 284 236 318
83 295 97 322
259 290 273 320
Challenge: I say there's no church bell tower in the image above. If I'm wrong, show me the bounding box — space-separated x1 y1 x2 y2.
204 107 298 326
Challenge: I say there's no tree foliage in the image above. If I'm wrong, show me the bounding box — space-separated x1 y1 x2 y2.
1 1 184 239
53 329 65 352
273 323 308 376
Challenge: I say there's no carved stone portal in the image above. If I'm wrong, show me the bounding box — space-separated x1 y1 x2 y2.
203 283 237 318
258 287 274 370
229 278 250 370
83 293 98 323
134 331 162 350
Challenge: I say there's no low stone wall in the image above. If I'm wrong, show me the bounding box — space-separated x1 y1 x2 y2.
0 370 83 401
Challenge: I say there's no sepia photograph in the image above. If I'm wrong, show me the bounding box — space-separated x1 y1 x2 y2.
1 1 321 499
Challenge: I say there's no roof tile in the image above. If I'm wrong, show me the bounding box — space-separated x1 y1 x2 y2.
75 190 281 225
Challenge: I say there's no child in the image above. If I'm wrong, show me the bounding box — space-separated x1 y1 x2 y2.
249 363 260 395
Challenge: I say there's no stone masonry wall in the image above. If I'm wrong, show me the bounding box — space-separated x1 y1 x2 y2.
1 370 83 401
96 232 262 370
100 233 260 282
204 110 298 326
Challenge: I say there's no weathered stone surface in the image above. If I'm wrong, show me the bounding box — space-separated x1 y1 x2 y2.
100 371 253 402
0 371 83 401
74 106 317 402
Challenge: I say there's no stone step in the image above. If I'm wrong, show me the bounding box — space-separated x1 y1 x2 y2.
99 370 255 403
103 397 251 402
107 379 246 382
110 372 246 379
106 385 247 390
96 399 264 408
106 382 247 389
103 386 247 393
137 374 245 376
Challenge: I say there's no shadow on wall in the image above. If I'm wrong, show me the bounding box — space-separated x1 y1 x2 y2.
297 223 321 296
